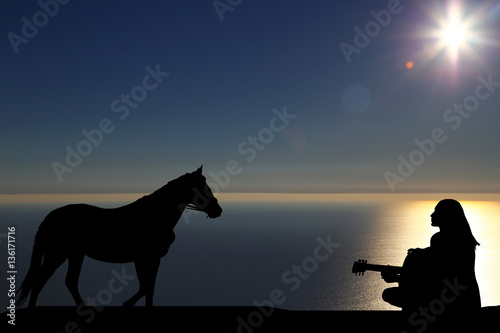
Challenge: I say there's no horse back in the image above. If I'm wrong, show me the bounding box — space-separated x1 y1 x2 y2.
39 203 175 262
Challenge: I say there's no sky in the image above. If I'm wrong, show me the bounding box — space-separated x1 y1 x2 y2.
1 0 500 194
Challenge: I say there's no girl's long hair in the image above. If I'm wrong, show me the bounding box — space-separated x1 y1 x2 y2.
436 199 480 249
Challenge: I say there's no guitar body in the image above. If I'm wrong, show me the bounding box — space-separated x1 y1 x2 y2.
399 248 439 312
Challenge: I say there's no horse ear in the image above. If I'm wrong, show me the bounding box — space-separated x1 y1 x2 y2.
196 165 203 174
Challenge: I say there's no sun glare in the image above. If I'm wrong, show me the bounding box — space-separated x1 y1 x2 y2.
412 0 491 73
436 7 471 62
441 21 466 49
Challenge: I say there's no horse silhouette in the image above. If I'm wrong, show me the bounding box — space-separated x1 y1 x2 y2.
18 166 222 307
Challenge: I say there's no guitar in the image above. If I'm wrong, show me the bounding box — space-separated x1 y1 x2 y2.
352 259 402 276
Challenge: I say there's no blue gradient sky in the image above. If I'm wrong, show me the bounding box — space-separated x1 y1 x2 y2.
2 0 500 194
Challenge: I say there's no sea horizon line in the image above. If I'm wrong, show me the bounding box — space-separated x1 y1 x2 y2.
1 192 500 203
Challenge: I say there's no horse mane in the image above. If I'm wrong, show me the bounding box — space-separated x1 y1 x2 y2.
136 173 193 204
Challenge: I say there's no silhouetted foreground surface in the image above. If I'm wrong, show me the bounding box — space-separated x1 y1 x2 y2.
3 306 499 332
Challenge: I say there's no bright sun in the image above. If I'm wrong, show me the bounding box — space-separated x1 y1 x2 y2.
441 21 466 49
430 3 475 64
410 1 492 77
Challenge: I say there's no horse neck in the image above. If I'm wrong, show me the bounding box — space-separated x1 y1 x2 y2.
142 184 189 227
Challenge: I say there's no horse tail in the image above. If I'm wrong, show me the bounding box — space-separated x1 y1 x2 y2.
17 226 44 307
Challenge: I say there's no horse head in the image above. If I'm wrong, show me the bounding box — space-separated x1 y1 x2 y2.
184 166 222 219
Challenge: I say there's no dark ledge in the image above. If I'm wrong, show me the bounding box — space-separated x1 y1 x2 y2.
3 305 499 332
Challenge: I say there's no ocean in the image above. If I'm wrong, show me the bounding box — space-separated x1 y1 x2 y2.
1 193 499 311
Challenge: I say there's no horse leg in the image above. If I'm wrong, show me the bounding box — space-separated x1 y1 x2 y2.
123 257 160 307
29 254 66 307
143 258 161 307
123 260 146 307
66 254 85 305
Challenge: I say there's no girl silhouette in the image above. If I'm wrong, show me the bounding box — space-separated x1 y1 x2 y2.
382 199 481 317
428 199 481 310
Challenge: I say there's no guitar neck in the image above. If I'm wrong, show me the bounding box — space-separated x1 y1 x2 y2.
352 259 403 276
364 264 402 274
